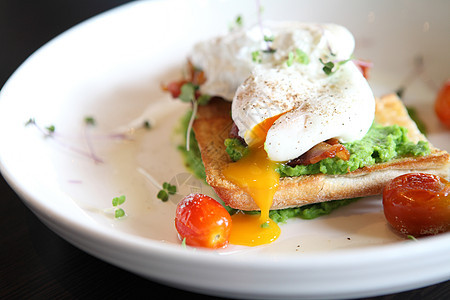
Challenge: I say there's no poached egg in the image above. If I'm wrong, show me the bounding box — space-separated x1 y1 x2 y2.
190 21 375 246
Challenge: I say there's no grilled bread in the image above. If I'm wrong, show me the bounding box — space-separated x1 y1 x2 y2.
193 94 450 211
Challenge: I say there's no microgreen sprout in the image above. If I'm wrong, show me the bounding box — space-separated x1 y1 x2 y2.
179 82 196 103
45 125 56 134
260 221 270 228
25 118 103 163
407 235 418 241
264 35 274 42
157 190 169 202
252 50 262 63
83 115 102 164
254 0 276 54
286 49 309 67
229 14 243 31
178 82 211 151
143 120 152 129
235 15 243 27
112 195 126 219
84 116 96 126
294 49 309 64
319 56 352 75
157 182 177 202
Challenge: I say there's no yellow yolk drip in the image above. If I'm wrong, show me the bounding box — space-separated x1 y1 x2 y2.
222 115 282 246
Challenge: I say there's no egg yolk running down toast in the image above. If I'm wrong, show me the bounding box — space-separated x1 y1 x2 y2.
222 114 282 246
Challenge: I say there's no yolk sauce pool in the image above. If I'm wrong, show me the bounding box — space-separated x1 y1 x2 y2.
222 114 282 246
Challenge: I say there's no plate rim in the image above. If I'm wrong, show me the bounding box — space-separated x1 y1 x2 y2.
0 0 449 298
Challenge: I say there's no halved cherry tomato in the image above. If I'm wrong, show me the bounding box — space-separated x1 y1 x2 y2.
175 193 232 248
435 79 450 127
383 173 450 236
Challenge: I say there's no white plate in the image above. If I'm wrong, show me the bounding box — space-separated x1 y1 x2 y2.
0 0 449 299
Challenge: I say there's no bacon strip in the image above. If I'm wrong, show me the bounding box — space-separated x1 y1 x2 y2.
287 138 350 166
161 60 206 98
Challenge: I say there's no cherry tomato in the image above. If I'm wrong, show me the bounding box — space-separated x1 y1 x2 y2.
383 173 450 236
435 79 450 127
175 193 232 248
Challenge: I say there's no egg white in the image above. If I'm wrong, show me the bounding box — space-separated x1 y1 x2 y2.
190 21 375 162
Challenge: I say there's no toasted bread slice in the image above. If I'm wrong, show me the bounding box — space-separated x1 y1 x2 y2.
193 94 450 210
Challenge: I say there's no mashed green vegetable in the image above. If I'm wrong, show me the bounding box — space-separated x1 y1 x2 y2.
236 198 359 223
176 111 206 181
176 110 364 222
226 123 430 177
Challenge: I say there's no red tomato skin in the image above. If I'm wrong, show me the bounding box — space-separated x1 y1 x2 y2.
383 173 450 236
175 194 232 248
435 79 450 127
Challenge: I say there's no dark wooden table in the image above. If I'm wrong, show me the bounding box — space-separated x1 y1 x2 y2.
1 1 448 299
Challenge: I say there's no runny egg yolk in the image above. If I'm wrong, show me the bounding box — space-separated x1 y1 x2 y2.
222 114 282 246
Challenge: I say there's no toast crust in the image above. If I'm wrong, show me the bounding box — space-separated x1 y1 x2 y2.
193 94 450 210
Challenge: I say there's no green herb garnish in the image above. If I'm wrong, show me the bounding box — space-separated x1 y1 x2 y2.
157 182 177 202
84 116 96 126
163 182 177 195
235 15 243 27
45 125 55 134
112 195 126 219
319 57 352 75
260 222 270 228
407 235 418 241
177 82 211 151
252 50 262 63
143 120 152 129
286 49 309 67
179 82 196 103
157 190 169 202
264 35 274 42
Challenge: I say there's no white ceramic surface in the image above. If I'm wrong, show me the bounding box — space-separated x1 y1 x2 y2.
0 0 449 299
